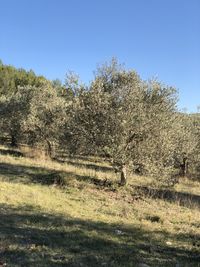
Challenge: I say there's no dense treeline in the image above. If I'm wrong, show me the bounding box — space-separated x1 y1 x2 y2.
0 59 200 186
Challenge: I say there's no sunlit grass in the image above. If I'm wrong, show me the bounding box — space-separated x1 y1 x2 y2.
0 145 199 266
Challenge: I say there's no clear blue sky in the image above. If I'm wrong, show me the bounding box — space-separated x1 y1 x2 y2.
1 0 199 112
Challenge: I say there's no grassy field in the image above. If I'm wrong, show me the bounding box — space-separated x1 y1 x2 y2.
0 146 199 267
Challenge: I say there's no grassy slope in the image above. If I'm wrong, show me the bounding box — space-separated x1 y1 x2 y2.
0 146 199 267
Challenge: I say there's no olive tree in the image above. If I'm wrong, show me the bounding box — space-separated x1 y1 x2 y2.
64 86 116 156
22 85 67 158
0 88 32 146
70 59 179 186
173 113 200 179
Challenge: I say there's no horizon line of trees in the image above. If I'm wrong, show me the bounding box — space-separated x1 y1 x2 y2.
0 58 200 187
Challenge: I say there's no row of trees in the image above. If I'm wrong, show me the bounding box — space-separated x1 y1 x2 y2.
0 59 200 186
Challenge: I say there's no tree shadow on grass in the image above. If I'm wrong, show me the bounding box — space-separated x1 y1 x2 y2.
0 203 199 267
0 161 200 208
0 162 116 189
0 148 23 157
133 186 200 209
0 162 58 185
55 158 113 173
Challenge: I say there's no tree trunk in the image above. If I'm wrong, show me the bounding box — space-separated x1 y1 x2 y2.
180 157 188 177
120 164 127 186
46 140 53 159
10 134 17 147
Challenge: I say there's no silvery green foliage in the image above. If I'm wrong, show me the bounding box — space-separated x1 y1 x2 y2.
1 58 199 186
174 113 200 180
69 59 179 186
0 83 67 155
21 85 67 157
64 87 115 156
0 87 32 146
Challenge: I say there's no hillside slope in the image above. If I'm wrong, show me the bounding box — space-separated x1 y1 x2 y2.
0 146 199 267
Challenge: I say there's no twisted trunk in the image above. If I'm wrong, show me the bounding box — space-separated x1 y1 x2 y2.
120 164 127 185
46 140 54 159
10 133 17 147
179 157 188 177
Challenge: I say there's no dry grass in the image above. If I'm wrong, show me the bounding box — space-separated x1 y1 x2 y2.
19 144 50 160
175 177 200 195
0 145 199 267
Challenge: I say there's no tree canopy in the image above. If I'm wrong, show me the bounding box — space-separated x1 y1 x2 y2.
0 58 200 187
